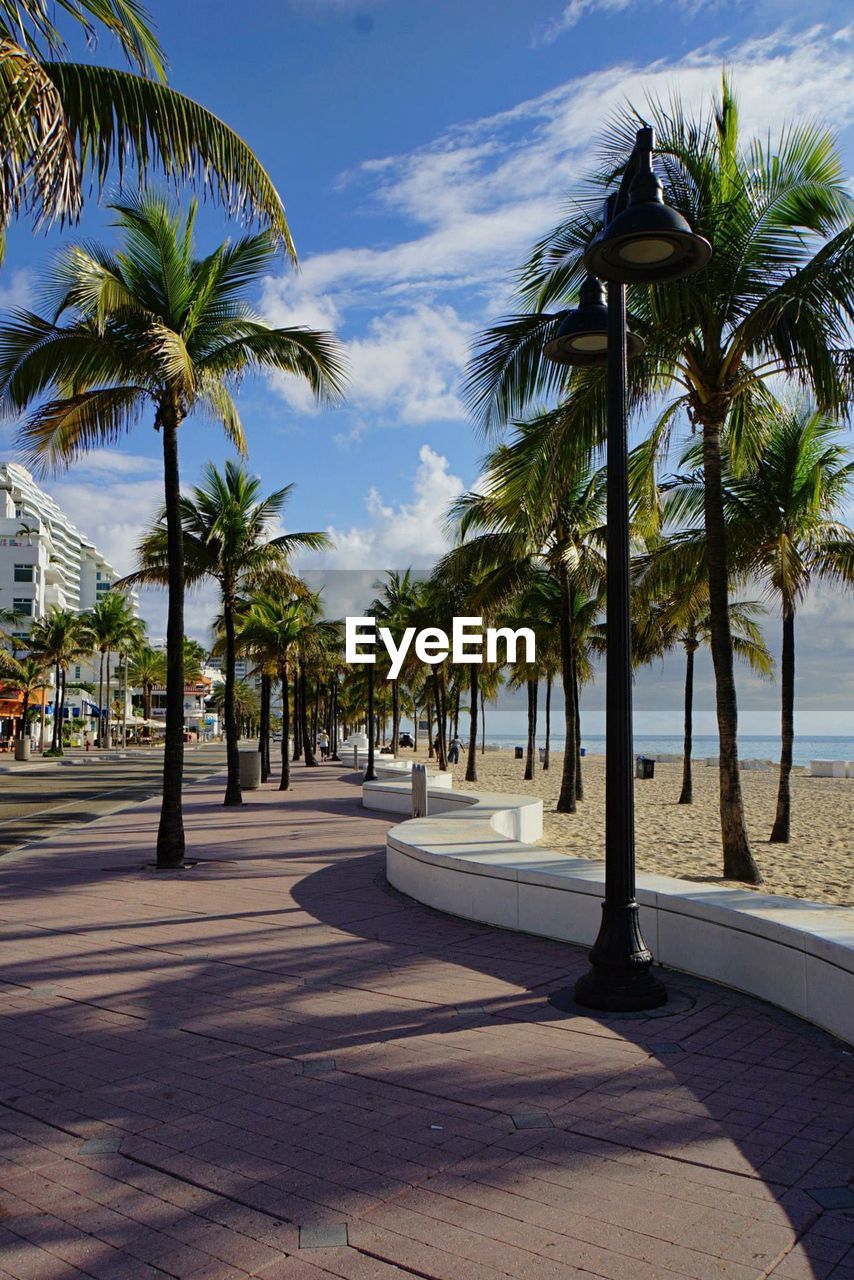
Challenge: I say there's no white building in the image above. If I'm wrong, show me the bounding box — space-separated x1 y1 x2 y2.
0 463 138 742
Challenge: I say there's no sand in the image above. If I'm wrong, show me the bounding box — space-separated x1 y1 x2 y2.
405 746 853 907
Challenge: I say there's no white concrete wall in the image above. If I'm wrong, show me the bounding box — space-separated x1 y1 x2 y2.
366 775 854 1045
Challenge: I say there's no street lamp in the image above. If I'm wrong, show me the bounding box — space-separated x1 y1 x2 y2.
546 125 711 1013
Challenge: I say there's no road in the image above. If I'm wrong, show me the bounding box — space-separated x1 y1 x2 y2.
0 744 227 858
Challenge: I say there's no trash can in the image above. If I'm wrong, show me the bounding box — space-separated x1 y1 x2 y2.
579 747 586 757
14 738 30 762
635 755 655 780
514 746 524 760
238 751 262 790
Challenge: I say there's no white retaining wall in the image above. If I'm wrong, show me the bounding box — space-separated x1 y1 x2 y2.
365 773 854 1045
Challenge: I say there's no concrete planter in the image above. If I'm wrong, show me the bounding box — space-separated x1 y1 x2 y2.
13 739 30 762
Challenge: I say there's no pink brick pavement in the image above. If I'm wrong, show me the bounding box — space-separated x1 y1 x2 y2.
0 761 852 1280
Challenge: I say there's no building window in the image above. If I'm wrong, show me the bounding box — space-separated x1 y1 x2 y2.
13 564 33 582
96 571 101 580
12 599 32 617
74 666 81 680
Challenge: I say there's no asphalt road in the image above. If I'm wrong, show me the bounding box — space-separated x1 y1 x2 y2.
0 744 227 858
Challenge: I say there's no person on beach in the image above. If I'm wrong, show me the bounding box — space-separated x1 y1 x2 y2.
448 735 462 764
319 729 329 760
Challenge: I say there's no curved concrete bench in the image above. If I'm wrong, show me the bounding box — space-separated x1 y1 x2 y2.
365 774 854 1045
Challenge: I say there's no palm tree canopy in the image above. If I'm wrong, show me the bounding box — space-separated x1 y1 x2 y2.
664 406 854 611
0 195 346 471
0 0 295 255
465 77 854 458
84 588 138 652
126 640 166 689
27 605 93 667
122 458 332 594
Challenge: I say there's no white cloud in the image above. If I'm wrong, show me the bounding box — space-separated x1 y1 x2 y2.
307 444 464 569
258 25 854 430
0 269 36 311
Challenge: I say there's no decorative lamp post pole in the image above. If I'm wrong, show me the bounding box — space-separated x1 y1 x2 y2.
545 126 711 1012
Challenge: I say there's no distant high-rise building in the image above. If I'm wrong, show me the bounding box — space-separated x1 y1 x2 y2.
0 463 135 643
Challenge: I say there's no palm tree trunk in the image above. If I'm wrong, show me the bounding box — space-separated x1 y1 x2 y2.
300 663 317 766
700 412 760 882
156 405 186 868
365 663 376 781
524 678 537 781
556 570 577 813
480 689 486 754
258 673 269 782
465 665 478 782
427 703 434 759
279 662 290 790
574 660 584 801
292 675 302 760
222 573 242 806
97 651 105 748
52 660 61 752
391 678 400 755
104 647 112 749
20 689 29 741
432 671 447 770
770 608 795 843
679 643 695 805
543 673 551 771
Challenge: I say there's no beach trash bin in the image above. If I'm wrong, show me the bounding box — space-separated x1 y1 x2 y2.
580 747 586 757
238 750 262 790
14 738 30 762
515 746 524 759
635 755 655 780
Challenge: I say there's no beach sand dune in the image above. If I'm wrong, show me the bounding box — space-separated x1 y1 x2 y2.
404 747 853 907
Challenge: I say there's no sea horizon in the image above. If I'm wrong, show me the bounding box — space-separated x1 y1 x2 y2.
456 733 854 768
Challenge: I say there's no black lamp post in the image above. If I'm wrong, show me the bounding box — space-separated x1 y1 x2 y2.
546 126 711 1013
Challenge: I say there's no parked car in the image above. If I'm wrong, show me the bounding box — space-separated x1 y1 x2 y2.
399 732 414 748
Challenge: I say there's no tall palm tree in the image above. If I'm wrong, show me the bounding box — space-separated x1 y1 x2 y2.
442 430 606 811
127 640 166 738
0 651 48 741
27 606 92 753
465 77 853 882
1 0 294 263
0 196 344 865
670 408 854 840
633 565 772 807
370 570 422 756
84 590 138 747
126 460 330 806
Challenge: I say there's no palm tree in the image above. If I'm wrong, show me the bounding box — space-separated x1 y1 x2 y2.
634 564 772 806
1 0 294 262
0 651 48 742
370 570 422 756
208 680 259 738
465 77 853 882
0 196 344 865
236 590 338 791
84 591 138 747
127 641 166 739
671 408 854 839
441 430 606 811
127 460 330 806
27 607 92 753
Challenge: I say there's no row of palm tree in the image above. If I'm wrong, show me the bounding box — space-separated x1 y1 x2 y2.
463 75 854 881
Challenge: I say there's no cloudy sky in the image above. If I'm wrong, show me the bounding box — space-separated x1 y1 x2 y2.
1 0 853 735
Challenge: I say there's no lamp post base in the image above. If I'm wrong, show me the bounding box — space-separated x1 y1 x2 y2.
551 901 668 1013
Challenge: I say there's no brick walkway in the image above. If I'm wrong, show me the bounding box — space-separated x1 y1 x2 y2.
1 763 852 1280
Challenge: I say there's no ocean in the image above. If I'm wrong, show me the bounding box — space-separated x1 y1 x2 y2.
481 734 854 768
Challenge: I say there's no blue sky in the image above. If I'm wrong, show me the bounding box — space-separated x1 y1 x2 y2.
1 0 853 734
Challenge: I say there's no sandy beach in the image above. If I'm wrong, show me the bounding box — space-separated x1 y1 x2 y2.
404 746 853 906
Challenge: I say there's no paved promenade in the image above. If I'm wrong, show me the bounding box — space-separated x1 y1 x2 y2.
0 763 852 1280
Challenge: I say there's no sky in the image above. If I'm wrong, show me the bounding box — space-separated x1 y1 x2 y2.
1 0 853 736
